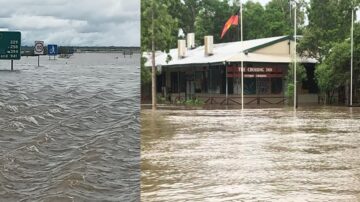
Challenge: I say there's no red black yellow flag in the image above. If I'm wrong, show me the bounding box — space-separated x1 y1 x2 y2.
220 10 240 39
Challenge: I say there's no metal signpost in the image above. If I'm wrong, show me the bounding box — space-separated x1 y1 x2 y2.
47 44 58 60
0 31 21 71
34 41 44 67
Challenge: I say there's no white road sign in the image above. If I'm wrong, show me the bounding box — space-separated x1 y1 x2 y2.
34 41 44 55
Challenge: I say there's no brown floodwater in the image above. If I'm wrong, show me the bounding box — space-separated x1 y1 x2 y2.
141 106 360 201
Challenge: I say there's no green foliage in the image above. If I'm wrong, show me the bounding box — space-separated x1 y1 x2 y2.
243 1 266 39
168 0 202 34
298 0 357 61
286 84 294 99
141 0 178 106
167 0 306 45
141 57 151 85
264 0 305 37
176 98 204 106
315 41 350 97
186 98 204 105
315 63 336 95
157 95 167 104
194 0 233 44
141 0 178 53
285 62 307 98
297 0 360 104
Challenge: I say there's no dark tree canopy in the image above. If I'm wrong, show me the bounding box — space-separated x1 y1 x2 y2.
165 0 306 46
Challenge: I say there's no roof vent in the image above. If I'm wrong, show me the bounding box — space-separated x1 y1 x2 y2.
178 39 186 59
204 35 213 56
187 33 195 49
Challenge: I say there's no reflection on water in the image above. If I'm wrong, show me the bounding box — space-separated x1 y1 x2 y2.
0 53 140 201
142 107 360 201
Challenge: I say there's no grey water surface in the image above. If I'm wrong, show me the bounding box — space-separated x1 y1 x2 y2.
0 53 140 202
142 107 360 202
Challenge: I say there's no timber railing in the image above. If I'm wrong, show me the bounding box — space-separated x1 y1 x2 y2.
172 94 287 105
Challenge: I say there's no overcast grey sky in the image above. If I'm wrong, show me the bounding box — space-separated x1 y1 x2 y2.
0 0 140 46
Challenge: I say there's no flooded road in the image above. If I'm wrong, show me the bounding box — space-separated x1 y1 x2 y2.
0 53 140 201
142 107 360 201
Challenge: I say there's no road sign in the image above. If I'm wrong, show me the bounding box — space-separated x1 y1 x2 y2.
47 44 58 55
34 41 44 55
0 31 21 60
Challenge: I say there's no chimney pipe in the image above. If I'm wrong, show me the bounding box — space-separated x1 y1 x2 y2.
187 33 195 49
204 35 213 56
178 39 186 58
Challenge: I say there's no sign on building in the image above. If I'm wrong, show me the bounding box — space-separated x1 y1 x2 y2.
34 41 44 55
0 31 21 60
47 44 58 55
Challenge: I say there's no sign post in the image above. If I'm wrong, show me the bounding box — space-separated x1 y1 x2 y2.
34 41 44 67
0 31 21 70
47 44 58 60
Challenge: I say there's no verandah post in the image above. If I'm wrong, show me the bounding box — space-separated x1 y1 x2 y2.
226 64 228 105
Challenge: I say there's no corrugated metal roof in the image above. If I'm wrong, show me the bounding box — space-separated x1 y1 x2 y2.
144 35 317 67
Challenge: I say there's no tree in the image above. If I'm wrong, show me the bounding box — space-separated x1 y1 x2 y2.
299 0 360 104
264 0 306 37
243 1 266 40
285 62 307 100
195 0 234 44
176 0 307 45
315 23 360 104
141 57 151 85
141 0 177 110
298 0 355 62
168 0 202 34
315 41 351 104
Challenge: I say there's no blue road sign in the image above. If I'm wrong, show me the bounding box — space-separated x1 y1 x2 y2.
47 44 58 55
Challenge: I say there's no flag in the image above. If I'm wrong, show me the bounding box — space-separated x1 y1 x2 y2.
220 10 240 39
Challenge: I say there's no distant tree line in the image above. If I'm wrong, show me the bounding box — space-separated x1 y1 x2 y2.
21 46 74 56
21 46 140 56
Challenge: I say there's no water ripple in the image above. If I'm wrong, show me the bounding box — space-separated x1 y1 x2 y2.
0 53 140 201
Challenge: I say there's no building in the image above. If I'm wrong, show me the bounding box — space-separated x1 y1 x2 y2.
144 35 318 105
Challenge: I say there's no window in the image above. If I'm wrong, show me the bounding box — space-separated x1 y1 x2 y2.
258 78 270 95
244 78 256 95
208 67 221 93
170 72 185 93
170 72 179 93
271 78 283 94
195 71 203 93
179 72 186 92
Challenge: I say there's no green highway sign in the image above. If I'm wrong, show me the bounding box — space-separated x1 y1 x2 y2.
0 31 21 60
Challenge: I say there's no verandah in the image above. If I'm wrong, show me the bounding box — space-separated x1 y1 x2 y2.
158 63 288 105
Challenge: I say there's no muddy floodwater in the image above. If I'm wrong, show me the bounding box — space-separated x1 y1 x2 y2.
142 107 360 201
0 53 140 201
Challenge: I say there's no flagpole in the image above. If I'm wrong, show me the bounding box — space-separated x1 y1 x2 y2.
240 0 244 110
293 1 297 110
350 8 354 107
